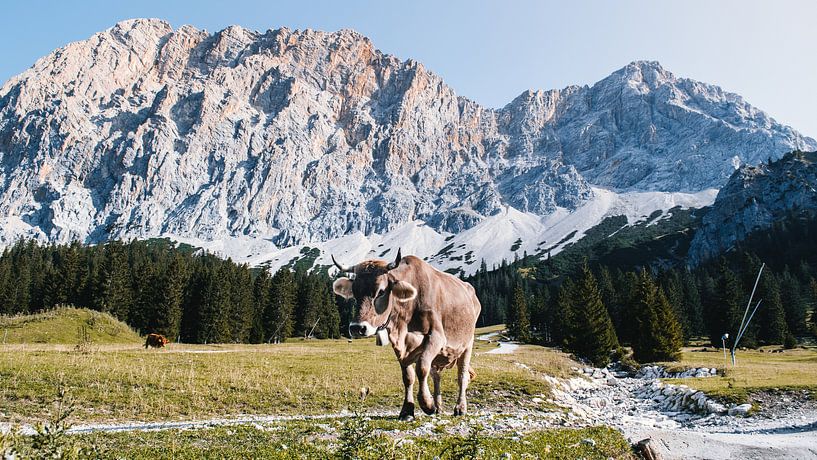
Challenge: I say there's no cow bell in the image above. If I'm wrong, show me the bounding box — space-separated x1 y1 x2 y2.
375 327 389 346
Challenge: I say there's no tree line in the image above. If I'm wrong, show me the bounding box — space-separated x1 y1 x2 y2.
468 217 817 366
0 239 341 343
2 211 815 358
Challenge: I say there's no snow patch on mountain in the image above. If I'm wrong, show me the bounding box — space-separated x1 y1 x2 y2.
165 188 717 275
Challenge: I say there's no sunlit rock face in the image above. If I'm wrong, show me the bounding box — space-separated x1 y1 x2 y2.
0 20 812 248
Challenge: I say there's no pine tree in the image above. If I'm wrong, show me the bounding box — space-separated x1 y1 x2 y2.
266 268 296 342
662 270 690 341
780 267 807 335
102 247 133 321
704 263 743 347
317 278 341 339
568 264 620 366
131 260 157 333
613 271 640 345
153 255 187 340
507 284 531 342
681 270 704 337
250 271 271 343
552 279 575 347
631 271 683 362
228 263 254 343
529 287 550 342
757 272 787 344
196 261 232 343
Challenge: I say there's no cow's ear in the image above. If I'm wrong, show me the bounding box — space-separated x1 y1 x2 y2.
332 277 354 299
390 280 417 303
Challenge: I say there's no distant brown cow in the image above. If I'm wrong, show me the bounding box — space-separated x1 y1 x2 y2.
332 249 481 420
145 333 169 349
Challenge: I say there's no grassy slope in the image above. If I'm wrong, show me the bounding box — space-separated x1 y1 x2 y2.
662 347 817 403
0 307 141 345
545 207 703 276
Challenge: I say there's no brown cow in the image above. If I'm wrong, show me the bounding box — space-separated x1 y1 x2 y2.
145 333 169 349
332 249 481 421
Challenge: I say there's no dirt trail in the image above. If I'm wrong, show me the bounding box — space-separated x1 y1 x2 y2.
626 427 817 460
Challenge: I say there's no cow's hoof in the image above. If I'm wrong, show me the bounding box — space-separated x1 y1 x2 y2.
453 405 467 416
418 394 436 415
419 402 436 416
399 402 415 421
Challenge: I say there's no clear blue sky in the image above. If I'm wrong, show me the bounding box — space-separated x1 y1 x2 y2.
2 0 815 137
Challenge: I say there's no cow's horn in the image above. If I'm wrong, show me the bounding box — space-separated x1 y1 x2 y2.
387 248 402 270
331 255 351 273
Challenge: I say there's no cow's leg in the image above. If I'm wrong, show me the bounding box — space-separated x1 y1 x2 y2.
399 363 416 421
431 367 442 414
415 332 445 415
454 339 474 416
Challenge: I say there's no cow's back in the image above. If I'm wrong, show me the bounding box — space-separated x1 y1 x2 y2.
404 256 481 348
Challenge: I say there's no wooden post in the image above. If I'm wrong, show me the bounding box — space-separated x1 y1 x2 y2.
634 438 663 460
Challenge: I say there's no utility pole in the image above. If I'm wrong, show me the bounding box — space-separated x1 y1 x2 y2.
731 263 765 366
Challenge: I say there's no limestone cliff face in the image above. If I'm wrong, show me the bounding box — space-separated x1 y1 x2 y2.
688 151 817 265
0 19 812 248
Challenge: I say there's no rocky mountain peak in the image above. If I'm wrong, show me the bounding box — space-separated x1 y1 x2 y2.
0 20 813 264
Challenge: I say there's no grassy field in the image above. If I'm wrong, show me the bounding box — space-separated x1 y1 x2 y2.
662 346 817 403
5 418 634 459
0 307 140 345
0 325 576 424
0 319 637 458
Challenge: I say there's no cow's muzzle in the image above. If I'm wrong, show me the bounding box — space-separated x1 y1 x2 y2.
349 322 377 338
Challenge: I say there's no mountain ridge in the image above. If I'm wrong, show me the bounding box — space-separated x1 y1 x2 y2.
0 19 813 273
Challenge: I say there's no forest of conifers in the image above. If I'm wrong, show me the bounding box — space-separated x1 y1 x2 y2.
0 212 815 364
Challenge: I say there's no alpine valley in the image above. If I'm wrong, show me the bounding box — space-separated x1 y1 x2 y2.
0 19 814 274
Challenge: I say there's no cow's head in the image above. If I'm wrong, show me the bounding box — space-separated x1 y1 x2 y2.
332 249 417 338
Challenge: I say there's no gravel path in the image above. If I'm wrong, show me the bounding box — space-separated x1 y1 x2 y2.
541 365 817 459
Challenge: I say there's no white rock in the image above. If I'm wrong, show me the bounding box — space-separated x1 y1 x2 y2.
728 404 753 416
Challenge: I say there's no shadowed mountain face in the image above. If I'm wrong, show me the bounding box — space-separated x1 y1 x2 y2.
0 19 813 249
688 151 817 266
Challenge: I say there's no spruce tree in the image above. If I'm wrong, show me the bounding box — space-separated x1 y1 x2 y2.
704 263 743 347
529 287 550 342
227 263 254 343
553 279 575 347
196 262 232 343
153 255 187 340
317 278 341 339
681 270 704 337
780 267 807 335
662 270 690 341
568 264 619 366
631 271 683 362
507 284 531 342
250 271 271 343
266 268 296 342
757 272 787 344
102 247 133 321
613 271 640 345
